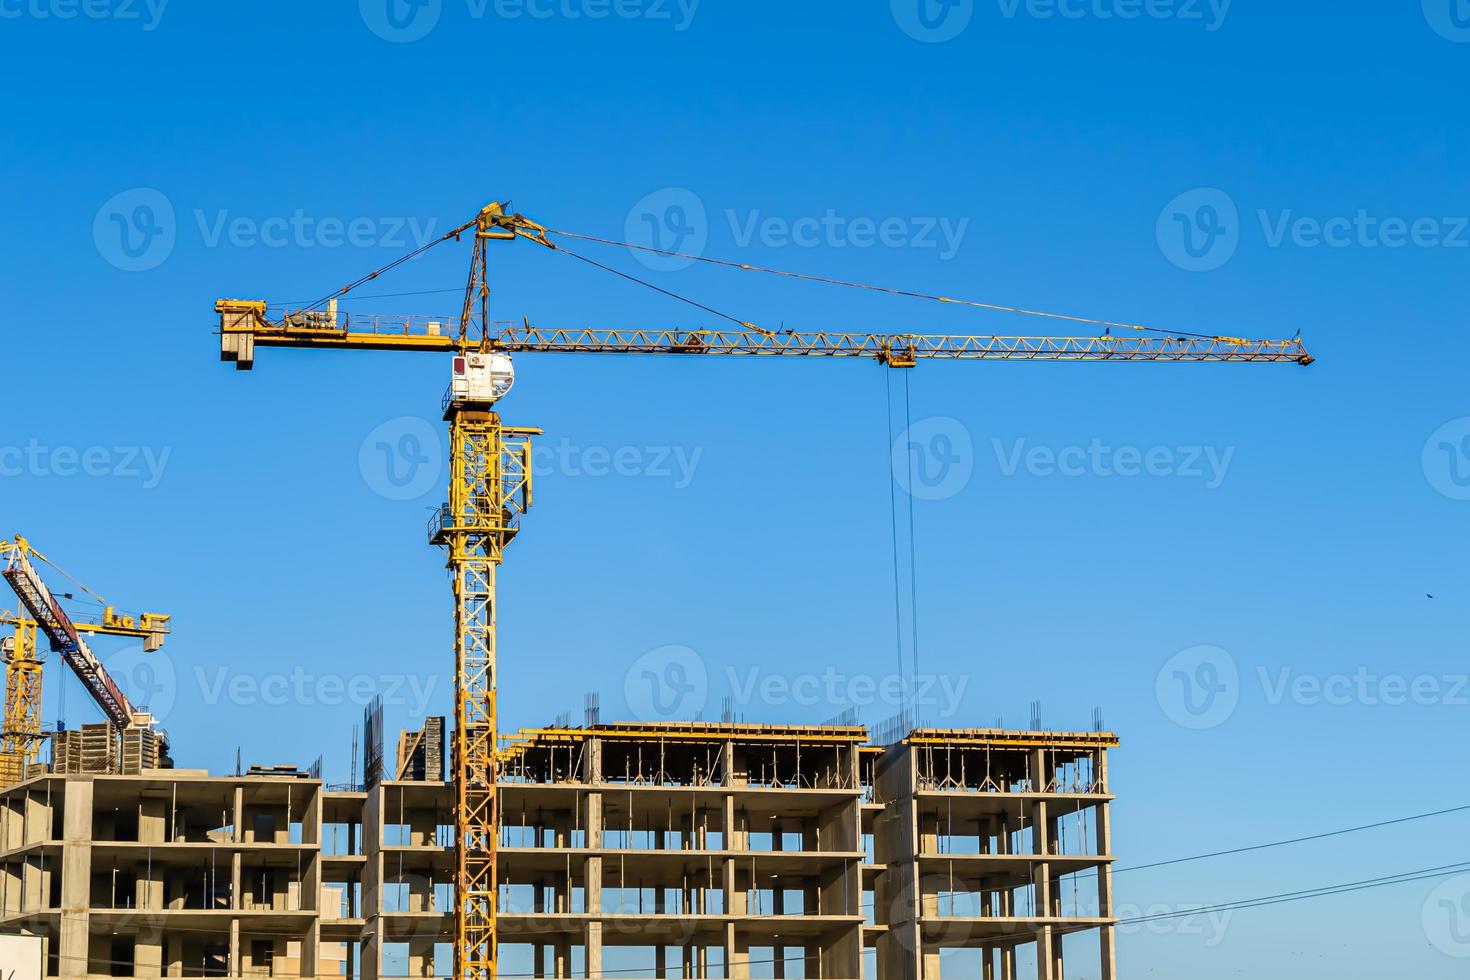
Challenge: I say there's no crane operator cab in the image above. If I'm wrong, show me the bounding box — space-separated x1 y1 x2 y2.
448 351 515 409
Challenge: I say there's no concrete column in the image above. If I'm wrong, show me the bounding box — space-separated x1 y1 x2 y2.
725 924 748 980
921 944 940 980
655 886 668 978
586 921 603 980
134 930 163 978
585 787 603 977
232 784 245 841
363 785 385 980
1094 751 1116 980
58 779 93 979
301 924 321 980
23 855 45 913
24 788 50 846
1033 799 1053 980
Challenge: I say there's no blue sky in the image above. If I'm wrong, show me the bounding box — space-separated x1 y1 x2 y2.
3 1 1470 976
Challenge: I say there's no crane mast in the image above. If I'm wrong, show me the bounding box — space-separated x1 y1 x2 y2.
214 199 1313 980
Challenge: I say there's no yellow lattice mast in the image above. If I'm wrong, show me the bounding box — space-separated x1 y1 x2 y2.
0 614 41 784
214 199 1313 980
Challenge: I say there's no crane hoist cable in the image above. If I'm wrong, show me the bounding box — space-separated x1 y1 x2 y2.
902 368 919 693
884 371 905 716
884 368 922 723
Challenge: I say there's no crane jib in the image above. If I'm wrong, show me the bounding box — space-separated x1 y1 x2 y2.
2 556 136 729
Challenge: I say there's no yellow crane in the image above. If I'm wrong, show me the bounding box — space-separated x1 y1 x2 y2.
215 200 1313 980
0 536 171 782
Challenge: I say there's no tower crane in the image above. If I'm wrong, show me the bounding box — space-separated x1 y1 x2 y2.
214 200 1313 980
0 536 172 782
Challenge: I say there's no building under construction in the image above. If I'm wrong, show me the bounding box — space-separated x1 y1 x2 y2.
0 720 1116 980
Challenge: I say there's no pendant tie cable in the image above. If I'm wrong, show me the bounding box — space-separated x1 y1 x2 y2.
541 227 1236 342
266 203 1272 348
540 239 769 335
293 214 483 315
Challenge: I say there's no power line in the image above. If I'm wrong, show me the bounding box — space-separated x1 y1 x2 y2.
1112 802 1470 876
1119 861 1470 925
